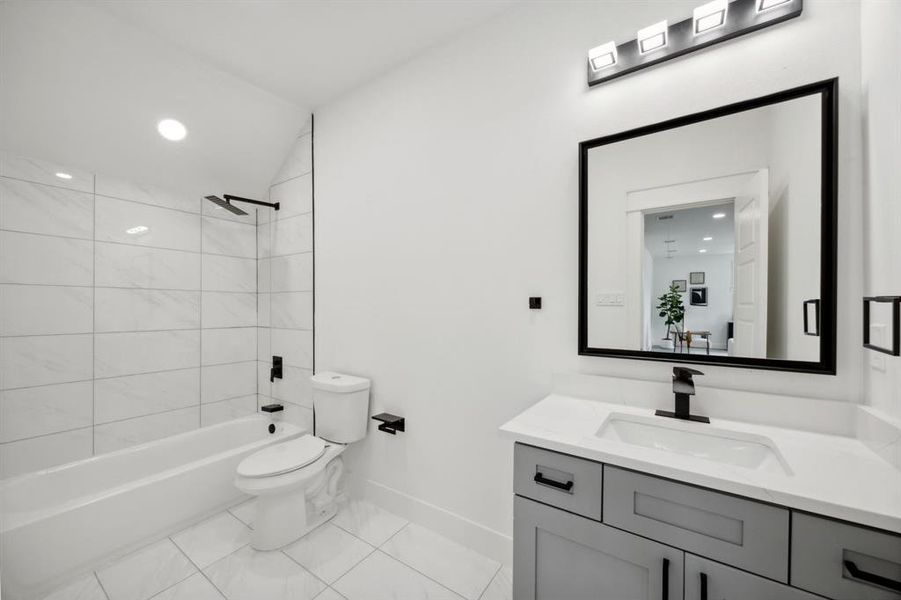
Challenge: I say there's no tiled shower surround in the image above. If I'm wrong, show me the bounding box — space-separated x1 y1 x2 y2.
0 126 313 478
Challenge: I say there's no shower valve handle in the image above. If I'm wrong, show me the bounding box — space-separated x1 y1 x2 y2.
270 356 283 382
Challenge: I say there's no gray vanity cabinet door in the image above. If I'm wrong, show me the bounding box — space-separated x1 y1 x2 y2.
514 495 684 600
684 555 822 600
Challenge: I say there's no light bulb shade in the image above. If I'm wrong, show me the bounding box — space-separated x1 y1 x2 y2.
757 0 793 11
693 0 728 34
588 41 618 71
157 118 187 141
637 20 668 54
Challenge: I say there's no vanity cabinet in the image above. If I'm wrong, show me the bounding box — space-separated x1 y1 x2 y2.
513 443 901 600
684 555 822 600
514 495 684 600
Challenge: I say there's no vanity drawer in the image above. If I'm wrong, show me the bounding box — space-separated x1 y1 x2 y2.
791 513 901 600
513 443 602 521
603 465 789 582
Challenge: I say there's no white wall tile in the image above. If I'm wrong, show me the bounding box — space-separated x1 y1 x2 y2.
270 365 314 407
95 288 200 332
200 395 257 427
202 254 256 292
0 427 93 479
0 284 92 336
201 327 257 365
271 134 312 186
94 368 200 424
201 217 256 258
270 253 313 292
257 327 271 362
95 175 201 213
267 173 312 221
258 293 271 327
96 196 200 251
271 292 313 329
202 292 257 328
271 213 312 257
0 177 93 239
0 231 92 285
201 361 257 404
0 381 93 442
95 243 200 290
0 334 93 389
257 257 271 293
271 328 314 369
95 330 200 378
0 153 93 193
94 406 198 454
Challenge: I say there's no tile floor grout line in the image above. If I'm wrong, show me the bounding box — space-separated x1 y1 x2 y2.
371 548 469 600
475 563 505 600
278 521 377 589
92 570 112 600
166 533 232 600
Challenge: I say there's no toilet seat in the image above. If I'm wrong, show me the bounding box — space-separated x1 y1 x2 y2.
237 434 326 478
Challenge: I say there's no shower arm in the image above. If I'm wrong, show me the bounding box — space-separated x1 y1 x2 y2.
223 194 280 211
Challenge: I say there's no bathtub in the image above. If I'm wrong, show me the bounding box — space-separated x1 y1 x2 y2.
0 415 303 599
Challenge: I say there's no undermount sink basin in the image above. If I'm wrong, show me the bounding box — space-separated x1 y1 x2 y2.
595 413 792 475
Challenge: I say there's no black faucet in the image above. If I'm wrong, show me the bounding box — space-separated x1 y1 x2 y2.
655 367 710 423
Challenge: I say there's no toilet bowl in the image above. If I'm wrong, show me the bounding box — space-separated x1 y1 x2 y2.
235 372 370 550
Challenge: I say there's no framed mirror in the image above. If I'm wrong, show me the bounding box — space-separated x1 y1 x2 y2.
578 79 837 374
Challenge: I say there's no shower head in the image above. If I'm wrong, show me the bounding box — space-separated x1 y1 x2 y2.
205 195 248 216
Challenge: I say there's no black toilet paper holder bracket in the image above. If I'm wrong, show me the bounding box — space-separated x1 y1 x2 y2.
372 413 405 435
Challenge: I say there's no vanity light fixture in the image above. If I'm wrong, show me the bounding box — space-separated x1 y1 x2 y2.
587 0 802 86
157 118 187 142
694 0 728 34
637 20 668 54
703 236 713 241
712 212 726 219
588 41 617 71
757 0 794 12
55 172 73 180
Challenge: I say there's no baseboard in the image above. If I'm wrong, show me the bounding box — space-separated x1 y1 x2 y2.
353 478 512 566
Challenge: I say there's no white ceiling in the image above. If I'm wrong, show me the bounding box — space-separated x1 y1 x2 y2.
645 202 735 258
93 0 520 109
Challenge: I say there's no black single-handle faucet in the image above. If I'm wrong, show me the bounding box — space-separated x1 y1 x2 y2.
655 367 710 424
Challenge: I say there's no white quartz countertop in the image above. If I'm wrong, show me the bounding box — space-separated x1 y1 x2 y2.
500 394 901 534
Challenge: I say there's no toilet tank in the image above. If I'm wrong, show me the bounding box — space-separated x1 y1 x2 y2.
311 371 371 443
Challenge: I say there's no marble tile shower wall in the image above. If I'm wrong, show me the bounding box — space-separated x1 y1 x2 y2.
257 126 314 429
0 154 260 478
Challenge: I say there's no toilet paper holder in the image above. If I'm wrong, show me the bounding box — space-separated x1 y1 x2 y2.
371 413 405 435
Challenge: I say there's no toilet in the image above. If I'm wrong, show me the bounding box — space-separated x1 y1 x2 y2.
235 371 370 550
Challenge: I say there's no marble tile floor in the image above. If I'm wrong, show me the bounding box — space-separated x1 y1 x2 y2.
37 499 511 600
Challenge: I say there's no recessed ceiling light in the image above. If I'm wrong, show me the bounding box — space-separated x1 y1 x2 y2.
694 0 728 35
699 249 708 253
55 172 73 180
588 41 618 71
126 225 149 235
757 0 793 12
712 212 726 219
157 118 187 142
637 20 668 54
703 236 713 241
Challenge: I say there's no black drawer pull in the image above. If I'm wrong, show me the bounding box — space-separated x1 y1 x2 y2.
699 572 707 600
533 472 573 492
844 560 901 592
662 558 670 600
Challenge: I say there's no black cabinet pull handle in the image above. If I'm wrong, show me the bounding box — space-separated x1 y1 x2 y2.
533 472 573 492
699 572 707 600
844 560 901 592
662 558 670 600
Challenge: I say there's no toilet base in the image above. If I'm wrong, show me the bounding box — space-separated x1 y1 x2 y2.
247 456 345 550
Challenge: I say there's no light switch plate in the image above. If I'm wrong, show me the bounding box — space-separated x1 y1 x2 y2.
595 291 625 306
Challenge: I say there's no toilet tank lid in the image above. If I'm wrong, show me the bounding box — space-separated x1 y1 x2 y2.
311 371 370 393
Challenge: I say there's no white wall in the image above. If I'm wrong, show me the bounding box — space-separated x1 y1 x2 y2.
315 0 864 560
650 254 734 349
861 0 901 420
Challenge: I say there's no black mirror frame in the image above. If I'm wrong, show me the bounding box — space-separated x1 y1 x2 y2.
578 78 838 375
